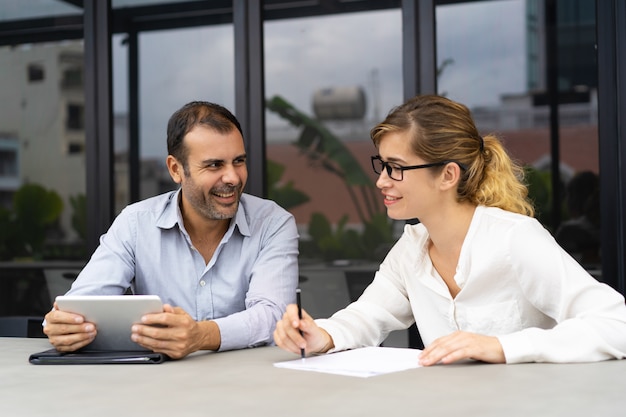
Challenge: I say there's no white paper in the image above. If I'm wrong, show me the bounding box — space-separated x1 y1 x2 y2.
273 346 422 378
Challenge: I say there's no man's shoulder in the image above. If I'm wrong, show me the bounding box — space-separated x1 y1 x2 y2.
125 190 176 209
119 190 178 219
240 193 291 218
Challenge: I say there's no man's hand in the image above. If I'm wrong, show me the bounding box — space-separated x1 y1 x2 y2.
131 304 220 359
43 302 97 352
418 330 505 366
273 304 334 356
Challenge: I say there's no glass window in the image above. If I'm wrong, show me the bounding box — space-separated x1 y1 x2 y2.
66 103 84 131
0 0 81 22
0 140 18 178
264 9 403 323
437 0 600 273
0 40 86 262
27 63 45 82
112 24 235 213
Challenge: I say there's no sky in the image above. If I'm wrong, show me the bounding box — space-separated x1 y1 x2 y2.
111 0 526 159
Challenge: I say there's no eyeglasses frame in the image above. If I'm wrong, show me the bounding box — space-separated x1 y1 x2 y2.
370 155 466 181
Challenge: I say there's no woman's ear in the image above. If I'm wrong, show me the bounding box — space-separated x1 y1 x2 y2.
440 162 462 191
166 155 183 184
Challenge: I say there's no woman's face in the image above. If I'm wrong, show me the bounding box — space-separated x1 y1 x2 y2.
375 131 441 221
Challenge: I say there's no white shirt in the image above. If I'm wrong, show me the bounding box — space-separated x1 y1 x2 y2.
316 206 626 363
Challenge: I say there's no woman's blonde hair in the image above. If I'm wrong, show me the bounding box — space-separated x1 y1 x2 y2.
370 94 534 217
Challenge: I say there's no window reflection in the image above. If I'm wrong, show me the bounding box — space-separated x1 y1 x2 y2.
112 26 235 214
265 10 402 264
437 0 599 271
0 41 87 262
264 10 403 324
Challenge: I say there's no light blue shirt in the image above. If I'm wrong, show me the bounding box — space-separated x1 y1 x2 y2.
66 190 299 351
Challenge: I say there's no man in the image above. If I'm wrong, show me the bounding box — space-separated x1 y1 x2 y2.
44 101 299 359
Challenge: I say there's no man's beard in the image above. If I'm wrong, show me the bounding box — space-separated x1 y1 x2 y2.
193 184 241 220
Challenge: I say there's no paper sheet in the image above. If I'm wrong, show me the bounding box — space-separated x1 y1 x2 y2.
273 346 422 378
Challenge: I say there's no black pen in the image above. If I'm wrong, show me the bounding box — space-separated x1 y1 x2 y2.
296 288 305 359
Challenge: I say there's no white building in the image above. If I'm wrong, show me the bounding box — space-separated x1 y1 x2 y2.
0 41 86 242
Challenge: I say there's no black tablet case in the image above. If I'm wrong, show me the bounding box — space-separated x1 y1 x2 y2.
29 348 168 364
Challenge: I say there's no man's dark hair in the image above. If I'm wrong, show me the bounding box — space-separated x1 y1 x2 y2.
166 101 243 168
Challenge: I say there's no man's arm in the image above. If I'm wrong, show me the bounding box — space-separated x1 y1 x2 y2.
213 211 299 351
43 208 137 349
130 304 221 359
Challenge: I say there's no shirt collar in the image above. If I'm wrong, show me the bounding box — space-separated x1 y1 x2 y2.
155 189 251 238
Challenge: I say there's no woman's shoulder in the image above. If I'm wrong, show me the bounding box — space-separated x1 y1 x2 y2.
402 221 429 242
476 205 538 228
387 222 429 260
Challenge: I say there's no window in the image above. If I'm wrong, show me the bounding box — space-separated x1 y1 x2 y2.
67 142 84 154
0 149 18 177
61 66 83 89
27 63 44 82
66 103 84 131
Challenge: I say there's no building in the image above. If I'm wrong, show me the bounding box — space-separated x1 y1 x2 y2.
0 1 624 297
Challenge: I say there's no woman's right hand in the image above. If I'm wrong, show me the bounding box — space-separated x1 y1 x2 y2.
273 304 334 356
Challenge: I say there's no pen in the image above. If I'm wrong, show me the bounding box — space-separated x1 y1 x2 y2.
296 288 305 359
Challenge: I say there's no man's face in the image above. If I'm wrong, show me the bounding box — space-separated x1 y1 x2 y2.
170 125 248 222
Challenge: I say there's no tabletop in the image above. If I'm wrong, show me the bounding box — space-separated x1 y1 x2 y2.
1 337 625 417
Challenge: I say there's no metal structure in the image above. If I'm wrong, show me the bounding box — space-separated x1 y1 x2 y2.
0 0 624 293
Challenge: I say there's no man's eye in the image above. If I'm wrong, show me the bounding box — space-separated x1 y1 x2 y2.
234 158 247 165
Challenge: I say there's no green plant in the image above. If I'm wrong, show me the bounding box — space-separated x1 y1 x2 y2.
266 95 395 261
266 160 310 210
0 183 63 260
525 165 563 232
299 211 394 262
69 193 87 240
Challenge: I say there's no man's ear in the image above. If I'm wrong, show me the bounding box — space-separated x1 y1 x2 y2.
440 162 462 191
166 155 183 184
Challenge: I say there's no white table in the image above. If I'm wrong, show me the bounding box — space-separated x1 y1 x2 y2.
1 337 625 417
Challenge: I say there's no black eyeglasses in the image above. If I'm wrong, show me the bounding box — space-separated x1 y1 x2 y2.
371 155 466 181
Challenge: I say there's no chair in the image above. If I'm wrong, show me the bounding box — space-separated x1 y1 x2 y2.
344 270 424 349
0 316 46 338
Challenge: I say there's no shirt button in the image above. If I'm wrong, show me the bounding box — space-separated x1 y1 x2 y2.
200 280 206 287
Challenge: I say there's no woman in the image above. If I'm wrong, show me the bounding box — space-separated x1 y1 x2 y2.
274 94 626 365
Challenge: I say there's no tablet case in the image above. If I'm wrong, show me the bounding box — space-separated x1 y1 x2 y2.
29 348 168 365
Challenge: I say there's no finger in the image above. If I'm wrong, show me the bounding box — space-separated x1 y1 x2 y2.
46 309 85 325
273 320 304 355
284 304 302 328
48 328 97 351
44 321 95 337
419 336 458 366
131 327 188 358
140 305 186 327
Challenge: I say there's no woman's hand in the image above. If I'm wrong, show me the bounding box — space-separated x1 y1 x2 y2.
273 304 334 356
419 330 505 366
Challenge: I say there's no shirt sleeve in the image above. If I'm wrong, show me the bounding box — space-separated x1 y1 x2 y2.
497 219 626 363
213 211 299 351
65 207 137 296
315 241 416 353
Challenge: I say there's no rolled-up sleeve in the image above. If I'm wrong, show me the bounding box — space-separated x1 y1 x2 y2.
214 203 299 351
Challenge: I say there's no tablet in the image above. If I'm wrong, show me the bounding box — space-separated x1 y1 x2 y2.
55 295 163 352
